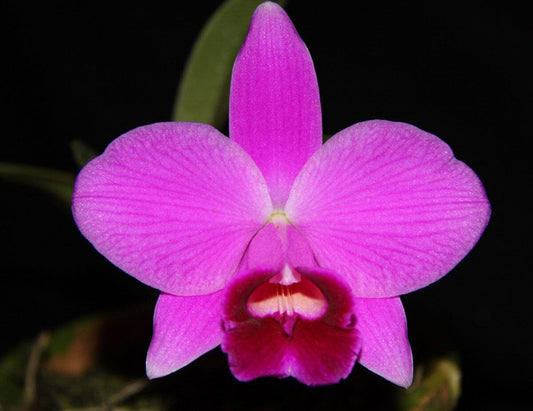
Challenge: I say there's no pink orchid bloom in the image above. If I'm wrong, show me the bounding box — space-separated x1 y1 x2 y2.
72 2 490 387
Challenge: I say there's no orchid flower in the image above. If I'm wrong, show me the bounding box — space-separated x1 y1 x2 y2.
72 2 490 387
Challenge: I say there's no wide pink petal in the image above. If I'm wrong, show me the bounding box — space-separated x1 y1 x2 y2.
146 291 224 378
229 2 322 208
73 122 272 295
354 297 413 388
286 120 491 297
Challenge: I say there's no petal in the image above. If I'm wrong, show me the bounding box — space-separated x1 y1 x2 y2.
222 268 359 386
146 291 224 379
229 2 322 207
354 297 413 388
287 319 359 386
286 224 317 268
73 122 272 295
241 222 316 272
288 268 361 385
286 120 491 297
241 223 285 273
222 316 359 386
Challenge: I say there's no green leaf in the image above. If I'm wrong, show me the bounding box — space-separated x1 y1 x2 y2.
70 139 97 169
0 162 75 207
399 356 461 411
173 0 287 129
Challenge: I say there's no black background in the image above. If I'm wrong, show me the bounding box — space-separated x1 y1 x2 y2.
3 1 530 409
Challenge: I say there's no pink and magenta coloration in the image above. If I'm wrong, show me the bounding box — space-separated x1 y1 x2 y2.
72 2 490 386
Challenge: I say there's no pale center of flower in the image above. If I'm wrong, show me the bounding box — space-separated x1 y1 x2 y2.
268 211 290 225
247 267 327 321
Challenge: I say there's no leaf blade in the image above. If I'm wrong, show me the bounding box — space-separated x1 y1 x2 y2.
0 162 75 207
173 0 287 128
